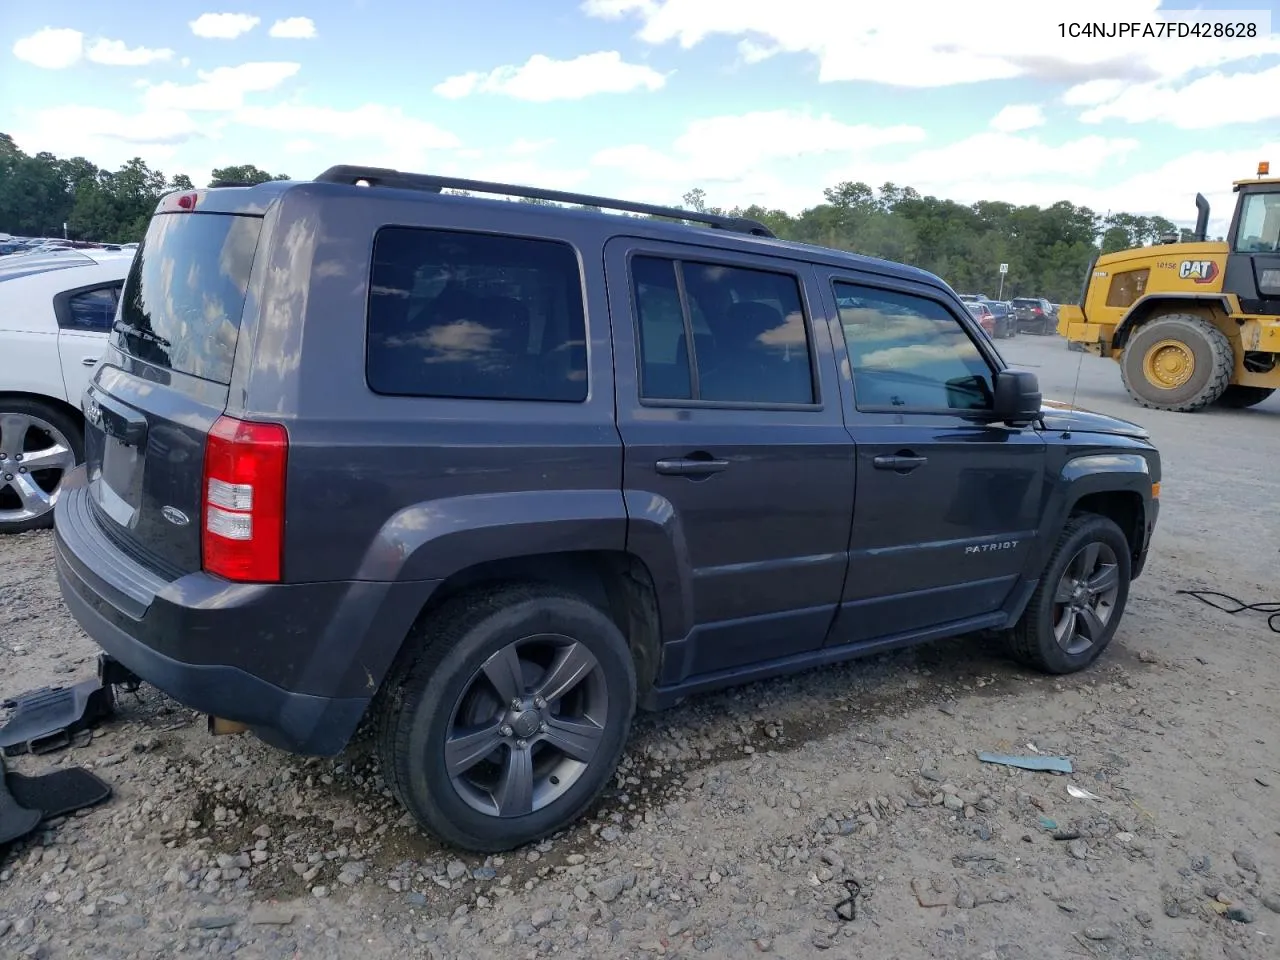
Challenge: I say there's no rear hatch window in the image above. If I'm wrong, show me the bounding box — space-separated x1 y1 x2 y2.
84 210 263 576
113 212 261 384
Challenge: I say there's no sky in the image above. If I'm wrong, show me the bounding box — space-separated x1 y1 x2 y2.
2 0 1279 237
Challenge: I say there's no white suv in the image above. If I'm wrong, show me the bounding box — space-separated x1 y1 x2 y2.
0 247 134 533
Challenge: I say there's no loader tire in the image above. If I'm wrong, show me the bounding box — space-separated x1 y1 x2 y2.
1217 385 1274 409
1120 314 1232 412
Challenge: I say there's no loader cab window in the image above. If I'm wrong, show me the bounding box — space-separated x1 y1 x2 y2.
1235 193 1280 254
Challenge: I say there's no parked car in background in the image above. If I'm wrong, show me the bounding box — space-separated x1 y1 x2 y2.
0 247 133 533
965 300 997 338
1012 297 1056 335
985 301 1017 339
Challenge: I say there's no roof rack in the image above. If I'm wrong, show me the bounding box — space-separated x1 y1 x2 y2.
313 165 776 238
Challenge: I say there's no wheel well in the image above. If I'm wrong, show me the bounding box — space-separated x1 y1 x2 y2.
0 391 85 433
409 551 663 694
1071 492 1145 562
1113 298 1233 350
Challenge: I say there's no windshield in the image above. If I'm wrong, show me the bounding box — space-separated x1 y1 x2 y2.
1236 192 1280 253
112 213 262 384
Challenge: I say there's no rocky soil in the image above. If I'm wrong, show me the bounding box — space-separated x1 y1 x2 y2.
2 335 1278 960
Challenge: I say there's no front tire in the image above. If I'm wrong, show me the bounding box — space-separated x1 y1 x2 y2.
0 399 83 535
1006 513 1131 674
1120 314 1232 411
376 583 637 853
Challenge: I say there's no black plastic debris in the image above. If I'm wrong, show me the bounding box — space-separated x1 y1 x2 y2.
0 756 42 846
0 654 141 758
0 677 116 757
0 754 112 848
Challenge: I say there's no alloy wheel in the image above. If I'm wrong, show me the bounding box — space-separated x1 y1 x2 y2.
444 633 609 818
1051 541 1121 656
0 412 76 524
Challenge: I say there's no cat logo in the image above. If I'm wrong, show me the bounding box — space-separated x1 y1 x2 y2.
1178 260 1220 284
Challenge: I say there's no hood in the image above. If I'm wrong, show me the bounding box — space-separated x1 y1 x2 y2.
1038 399 1150 439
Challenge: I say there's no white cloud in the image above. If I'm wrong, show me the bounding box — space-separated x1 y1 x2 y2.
9 105 200 175
190 13 261 39
144 62 301 112
12 28 175 69
593 109 926 184
86 39 175 66
1078 64 1280 130
586 0 1280 88
435 51 668 101
989 105 1044 133
268 17 317 39
581 0 656 17
284 138 318 153
12 28 83 69
827 132 1142 194
1061 79 1129 107
233 103 461 171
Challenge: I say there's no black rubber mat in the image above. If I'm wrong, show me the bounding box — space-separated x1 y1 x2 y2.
0 758 41 846
0 678 116 757
6 768 111 820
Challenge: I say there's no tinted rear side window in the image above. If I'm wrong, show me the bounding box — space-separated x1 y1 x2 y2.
112 213 262 384
366 227 587 402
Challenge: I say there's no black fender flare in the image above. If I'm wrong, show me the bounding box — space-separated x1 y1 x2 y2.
348 486 694 661
355 490 630 582
1112 294 1234 351
1031 452 1155 574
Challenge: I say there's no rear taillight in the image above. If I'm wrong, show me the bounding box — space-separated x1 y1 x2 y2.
202 415 288 582
1033 307 1043 314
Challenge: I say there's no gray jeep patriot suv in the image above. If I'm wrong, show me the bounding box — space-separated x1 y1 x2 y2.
53 166 1161 852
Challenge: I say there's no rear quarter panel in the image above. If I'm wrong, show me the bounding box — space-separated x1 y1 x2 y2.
231 185 627 585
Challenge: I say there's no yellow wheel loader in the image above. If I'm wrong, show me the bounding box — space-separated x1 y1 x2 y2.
1059 162 1280 411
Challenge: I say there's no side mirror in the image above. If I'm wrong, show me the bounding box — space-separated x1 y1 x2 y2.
992 368 1042 426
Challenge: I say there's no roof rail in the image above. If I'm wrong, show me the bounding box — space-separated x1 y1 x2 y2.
313 165 776 238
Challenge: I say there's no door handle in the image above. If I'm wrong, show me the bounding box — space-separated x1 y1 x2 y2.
655 457 730 477
81 357 98 366
873 454 928 472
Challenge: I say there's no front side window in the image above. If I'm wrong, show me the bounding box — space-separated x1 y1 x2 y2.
835 281 995 412
1235 193 1280 253
366 228 588 402
632 255 815 405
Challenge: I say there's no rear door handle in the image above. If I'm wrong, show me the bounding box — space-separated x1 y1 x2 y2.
873 454 928 472
81 357 98 366
655 457 730 476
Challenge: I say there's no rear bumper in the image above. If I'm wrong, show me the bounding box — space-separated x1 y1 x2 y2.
53 469 436 755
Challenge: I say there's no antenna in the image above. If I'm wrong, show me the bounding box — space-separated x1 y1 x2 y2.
1063 340 1087 438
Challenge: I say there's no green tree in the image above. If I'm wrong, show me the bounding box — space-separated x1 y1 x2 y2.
209 164 289 186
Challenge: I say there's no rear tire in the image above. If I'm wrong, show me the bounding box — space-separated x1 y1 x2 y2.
376 583 636 853
1120 314 1232 412
1217 385 1274 409
0 399 84 535
1006 513 1131 675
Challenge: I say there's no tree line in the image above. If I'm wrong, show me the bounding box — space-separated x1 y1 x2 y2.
0 134 286 246
680 185 1189 303
2 132 1187 302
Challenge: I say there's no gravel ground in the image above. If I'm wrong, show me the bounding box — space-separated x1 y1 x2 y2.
2 333 1279 960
